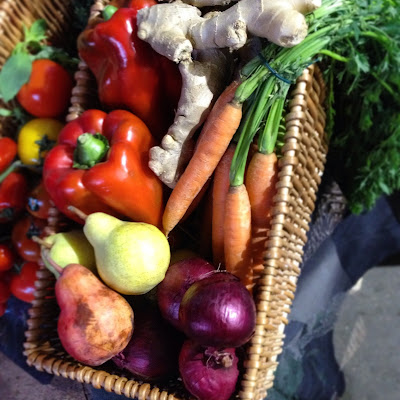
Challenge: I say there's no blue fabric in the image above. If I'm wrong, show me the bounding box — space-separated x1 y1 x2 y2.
0 296 53 384
1 194 400 399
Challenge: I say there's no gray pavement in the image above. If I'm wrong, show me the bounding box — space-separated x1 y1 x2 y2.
334 266 400 400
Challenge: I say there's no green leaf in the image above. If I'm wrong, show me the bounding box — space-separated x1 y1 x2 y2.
24 19 48 44
0 53 32 102
33 46 79 70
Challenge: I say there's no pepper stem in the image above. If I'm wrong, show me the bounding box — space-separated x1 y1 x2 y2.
0 160 22 184
103 5 118 21
73 133 109 169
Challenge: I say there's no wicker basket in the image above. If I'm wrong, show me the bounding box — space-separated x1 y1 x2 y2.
14 1 327 399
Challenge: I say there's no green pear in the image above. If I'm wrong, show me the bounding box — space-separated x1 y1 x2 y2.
83 212 170 295
42 230 96 278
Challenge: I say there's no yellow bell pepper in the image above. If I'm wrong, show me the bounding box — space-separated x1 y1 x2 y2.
17 118 64 166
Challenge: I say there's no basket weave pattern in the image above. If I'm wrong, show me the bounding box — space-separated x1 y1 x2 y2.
0 0 326 399
239 65 327 400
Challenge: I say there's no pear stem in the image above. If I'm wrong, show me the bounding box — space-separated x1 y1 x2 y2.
68 205 88 221
41 248 64 276
31 236 52 249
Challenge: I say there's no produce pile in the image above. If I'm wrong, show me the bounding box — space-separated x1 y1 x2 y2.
0 0 399 399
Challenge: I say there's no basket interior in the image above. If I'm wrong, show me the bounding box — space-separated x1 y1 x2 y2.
23 62 328 400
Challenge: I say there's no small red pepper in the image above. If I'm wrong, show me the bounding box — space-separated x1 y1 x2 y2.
42 109 164 227
26 181 53 220
0 137 17 173
10 261 41 303
77 0 181 141
11 214 46 262
0 170 28 224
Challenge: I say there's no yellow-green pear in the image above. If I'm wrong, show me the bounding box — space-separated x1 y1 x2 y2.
42 230 96 278
83 212 170 295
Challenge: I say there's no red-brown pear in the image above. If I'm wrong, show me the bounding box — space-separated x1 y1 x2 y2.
55 263 134 366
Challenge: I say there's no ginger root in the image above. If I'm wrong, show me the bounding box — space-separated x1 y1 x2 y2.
137 0 321 62
140 0 320 187
181 0 237 7
149 49 229 188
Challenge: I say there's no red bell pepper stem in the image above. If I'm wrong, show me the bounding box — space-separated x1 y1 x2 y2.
103 5 118 21
73 133 109 169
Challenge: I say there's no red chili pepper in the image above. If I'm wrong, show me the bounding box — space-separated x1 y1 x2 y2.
0 243 15 272
10 261 41 303
43 109 164 227
11 214 46 262
26 181 53 220
77 0 181 141
0 171 28 224
0 137 17 173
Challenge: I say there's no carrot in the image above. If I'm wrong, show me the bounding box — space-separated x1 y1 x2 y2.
162 80 242 236
245 151 278 228
211 144 236 267
224 183 253 290
245 151 278 286
199 183 213 260
243 93 283 288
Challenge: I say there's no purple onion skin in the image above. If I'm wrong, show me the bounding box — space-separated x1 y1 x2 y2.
157 257 215 331
112 306 183 381
179 272 256 348
179 339 239 400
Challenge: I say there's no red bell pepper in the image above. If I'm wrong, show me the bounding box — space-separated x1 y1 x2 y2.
0 137 17 173
42 109 164 227
77 0 181 141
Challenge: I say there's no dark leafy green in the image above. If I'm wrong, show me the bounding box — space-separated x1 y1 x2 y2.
326 0 400 213
234 0 400 213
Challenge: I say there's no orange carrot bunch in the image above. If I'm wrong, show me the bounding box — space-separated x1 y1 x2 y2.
162 74 286 292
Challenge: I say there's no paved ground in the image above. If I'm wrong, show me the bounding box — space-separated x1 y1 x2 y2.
0 352 87 400
334 266 400 400
0 266 399 400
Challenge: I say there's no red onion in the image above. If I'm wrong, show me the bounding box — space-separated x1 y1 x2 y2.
179 339 239 400
112 305 183 381
157 257 215 330
179 271 256 348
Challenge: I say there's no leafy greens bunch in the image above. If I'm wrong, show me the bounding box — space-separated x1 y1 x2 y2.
234 0 400 214
326 0 400 213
